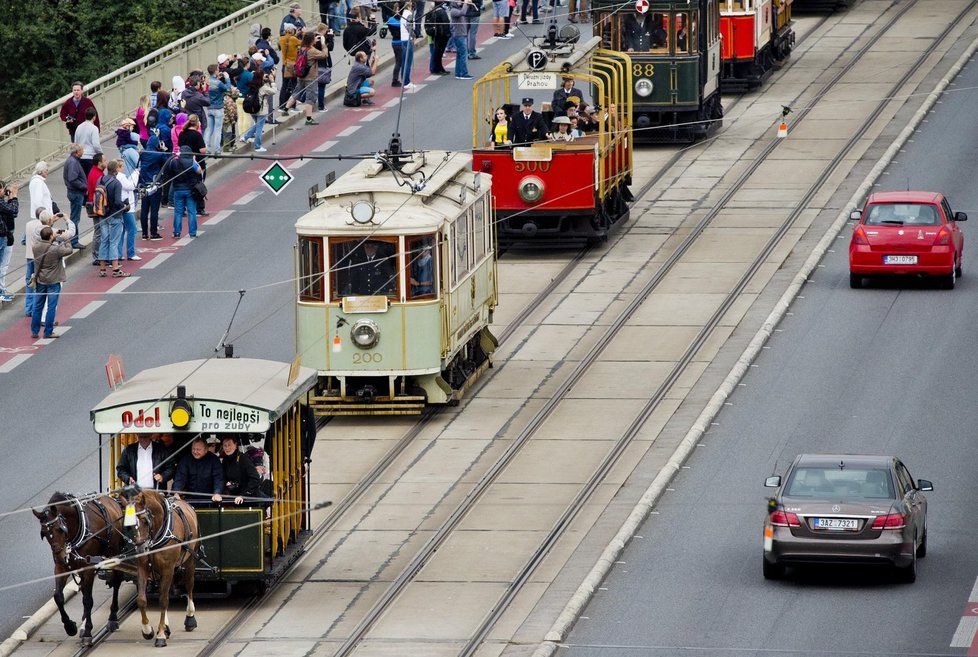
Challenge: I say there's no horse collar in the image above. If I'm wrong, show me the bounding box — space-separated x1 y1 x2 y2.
149 496 176 550
66 494 89 550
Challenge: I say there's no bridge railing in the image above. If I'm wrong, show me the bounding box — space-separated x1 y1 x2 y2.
0 0 316 181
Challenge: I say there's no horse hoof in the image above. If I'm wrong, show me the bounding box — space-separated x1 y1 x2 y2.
106 620 119 632
142 630 155 640
64 621 78 637
165 625 171 638
184 616 197 631
154 638 167 648
81 636 93 647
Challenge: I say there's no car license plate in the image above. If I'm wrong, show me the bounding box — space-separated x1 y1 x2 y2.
884 255 918 265
812 517 859 531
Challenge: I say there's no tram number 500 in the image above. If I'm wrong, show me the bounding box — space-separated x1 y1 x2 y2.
353 353 384 364
633 63 655 77
513 162 552 172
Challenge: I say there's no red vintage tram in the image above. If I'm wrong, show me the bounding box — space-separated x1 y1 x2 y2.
471 32 633 246
720 0 794 91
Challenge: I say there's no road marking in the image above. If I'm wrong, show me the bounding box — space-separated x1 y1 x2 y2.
950 576 978 650
106 277 139 294
174 231 204 247
407 83 427 92
206 210 233 225
313 140 337 152
0 354 32 373
970 575 978 602
142 253 173 270
337 125 361 137
382 98 400 109
72 300 106 319
290 159 311 169
361 111 383 122
35 326 71 344
234 191 262 205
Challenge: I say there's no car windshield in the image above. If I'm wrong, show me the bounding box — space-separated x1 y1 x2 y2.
784 467 895 500
865 203 940 226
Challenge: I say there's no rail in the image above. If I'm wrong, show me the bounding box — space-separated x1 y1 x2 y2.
0 0 317 181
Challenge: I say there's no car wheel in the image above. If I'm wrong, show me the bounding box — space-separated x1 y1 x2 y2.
898 537 918 583
849 273 862 289
941 270 956 290
916 529 927 558
956 262 963 279
763 557 785 580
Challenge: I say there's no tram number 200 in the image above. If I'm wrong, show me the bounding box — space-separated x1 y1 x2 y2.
513 162 552 173
633 63 655 77
353 353 384 364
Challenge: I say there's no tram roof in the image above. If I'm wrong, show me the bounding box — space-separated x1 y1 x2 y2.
296 151 487 235
500 36 606 75
90 358 318 419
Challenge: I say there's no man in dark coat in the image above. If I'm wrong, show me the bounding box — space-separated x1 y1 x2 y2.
173 437 224 503
59 83 100 141
116 434 175 489
509 97 548 145
342 240 397 296
220 436 261 504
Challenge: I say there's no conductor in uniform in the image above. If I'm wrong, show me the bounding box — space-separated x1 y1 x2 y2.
551 78 584 116
345 240 397 296
510 98 548 145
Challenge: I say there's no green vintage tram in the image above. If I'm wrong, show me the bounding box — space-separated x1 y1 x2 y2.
591 0 723 141
295 150 498 415
90 357 317 593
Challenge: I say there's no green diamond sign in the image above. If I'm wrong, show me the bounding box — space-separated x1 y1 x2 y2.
260 161 293 195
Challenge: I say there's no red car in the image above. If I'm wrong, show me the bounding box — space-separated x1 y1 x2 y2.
849 191 967 289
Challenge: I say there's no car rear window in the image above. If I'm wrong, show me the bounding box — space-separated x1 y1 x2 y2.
865 203 939 226
784 467 895 500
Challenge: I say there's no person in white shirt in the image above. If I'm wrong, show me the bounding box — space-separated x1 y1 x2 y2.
116 434 174 489
29 162 53 219
73 107 103 175
115 160 141 261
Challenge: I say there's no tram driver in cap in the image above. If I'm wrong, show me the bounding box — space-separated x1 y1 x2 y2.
343 240 398 297
510 97 548 145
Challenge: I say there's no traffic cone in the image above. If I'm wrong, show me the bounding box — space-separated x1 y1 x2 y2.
777 121 788 139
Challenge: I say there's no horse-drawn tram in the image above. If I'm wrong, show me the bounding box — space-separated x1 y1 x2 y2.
89 357 318 594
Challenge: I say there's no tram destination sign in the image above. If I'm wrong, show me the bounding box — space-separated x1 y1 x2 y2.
93 400 273 434
518 72 559 90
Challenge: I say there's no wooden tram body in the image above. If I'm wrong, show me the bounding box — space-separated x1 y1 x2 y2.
591 0 723 142
295 151 498 415
472 36 633 246
90 358 318 594
720 0 794 91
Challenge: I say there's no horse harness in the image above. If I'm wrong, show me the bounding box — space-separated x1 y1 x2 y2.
41 494 125 568
134 496 196 565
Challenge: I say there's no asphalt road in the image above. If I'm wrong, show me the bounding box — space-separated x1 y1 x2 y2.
560 48 978 657
0 26 534 637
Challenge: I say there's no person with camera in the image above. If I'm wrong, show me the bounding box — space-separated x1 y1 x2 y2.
29 213 75 339
278 23 302 109
426 0 452 75
343 7 377 59
59 82 100 142
205 64 233 154
0 181 17 304
449 0 475 80
163 146 203 239
345 51 379 106
283 31 330 125
138 133 168 241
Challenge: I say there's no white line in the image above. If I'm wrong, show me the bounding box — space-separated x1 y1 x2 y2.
206 210 233 225
174 231 204 247
106 277 139 294
233 191 261 205
313 140 337 152
950 616 978 648
290 159 311 169
34 326 71 345
336 125 361 137
361 111 383 122
142 253 173 270
969 575 978 602
71 301 106 319
0 354 32 374
407 83 427 93
382 98 400 109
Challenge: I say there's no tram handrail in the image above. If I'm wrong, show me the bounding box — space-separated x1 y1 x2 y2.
0 0 316 180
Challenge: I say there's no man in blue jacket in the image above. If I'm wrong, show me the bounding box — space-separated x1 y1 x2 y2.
138 134 169 240
173 437 224 504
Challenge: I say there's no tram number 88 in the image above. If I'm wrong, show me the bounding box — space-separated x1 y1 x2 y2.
513 162 552 172
632 63 655 77
353 353 384 364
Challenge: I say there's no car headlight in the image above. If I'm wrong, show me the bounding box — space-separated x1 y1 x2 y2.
519 177 545 203
634 78 654 97
350 319 380 349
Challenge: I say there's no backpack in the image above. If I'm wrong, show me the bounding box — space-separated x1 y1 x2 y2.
293 47 311 78
424 14 436 38
242 89 261 114
91 176 110 218
343 89 362 108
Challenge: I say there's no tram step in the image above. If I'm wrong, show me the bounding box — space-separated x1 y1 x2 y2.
309 398 427 416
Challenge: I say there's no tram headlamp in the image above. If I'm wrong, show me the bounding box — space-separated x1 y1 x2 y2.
169 395 193 430
350 319 380 349
634 78 654 98
518 177 545 203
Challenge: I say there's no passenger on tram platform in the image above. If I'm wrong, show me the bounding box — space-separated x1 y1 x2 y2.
172 437 224 503
548 116 575 142
489 107 513 148
551 77 584 117
410 239 435 297
246 446 274 499
205 436 220 454
116 434 174 490
221 436 261 505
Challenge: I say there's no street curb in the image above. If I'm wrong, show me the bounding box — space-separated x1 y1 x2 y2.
0 581 78 657
529 28 978 657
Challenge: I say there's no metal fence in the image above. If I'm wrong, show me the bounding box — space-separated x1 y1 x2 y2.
0 0 317 181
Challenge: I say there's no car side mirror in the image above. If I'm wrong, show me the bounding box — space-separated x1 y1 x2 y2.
849 210 862 221
764 475 781 488
917 479 933 492
955 212 968 222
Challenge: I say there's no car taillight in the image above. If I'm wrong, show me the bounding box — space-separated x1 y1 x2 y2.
934 228 951 246
852 226 870 245
871 513 906 530
770 510 801 527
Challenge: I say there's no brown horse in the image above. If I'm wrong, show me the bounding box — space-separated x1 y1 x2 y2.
123 487 199 648
33 492 127 645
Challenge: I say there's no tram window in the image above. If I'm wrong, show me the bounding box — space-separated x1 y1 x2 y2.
472 198 487 262
298 237 325 302
452 217 470 286
329 237 400 300
595 12 613 48
620 13 669 54
407 234 437 300
675 12 693 54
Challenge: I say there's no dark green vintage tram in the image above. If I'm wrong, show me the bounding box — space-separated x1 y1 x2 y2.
591 0 723 141
90 358 318 593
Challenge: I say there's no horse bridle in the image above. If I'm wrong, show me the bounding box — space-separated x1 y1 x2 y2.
40 495 132 567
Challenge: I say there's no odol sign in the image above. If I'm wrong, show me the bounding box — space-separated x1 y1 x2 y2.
93 400 272 434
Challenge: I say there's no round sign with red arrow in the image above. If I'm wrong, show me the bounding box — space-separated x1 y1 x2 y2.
635 0 649 13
